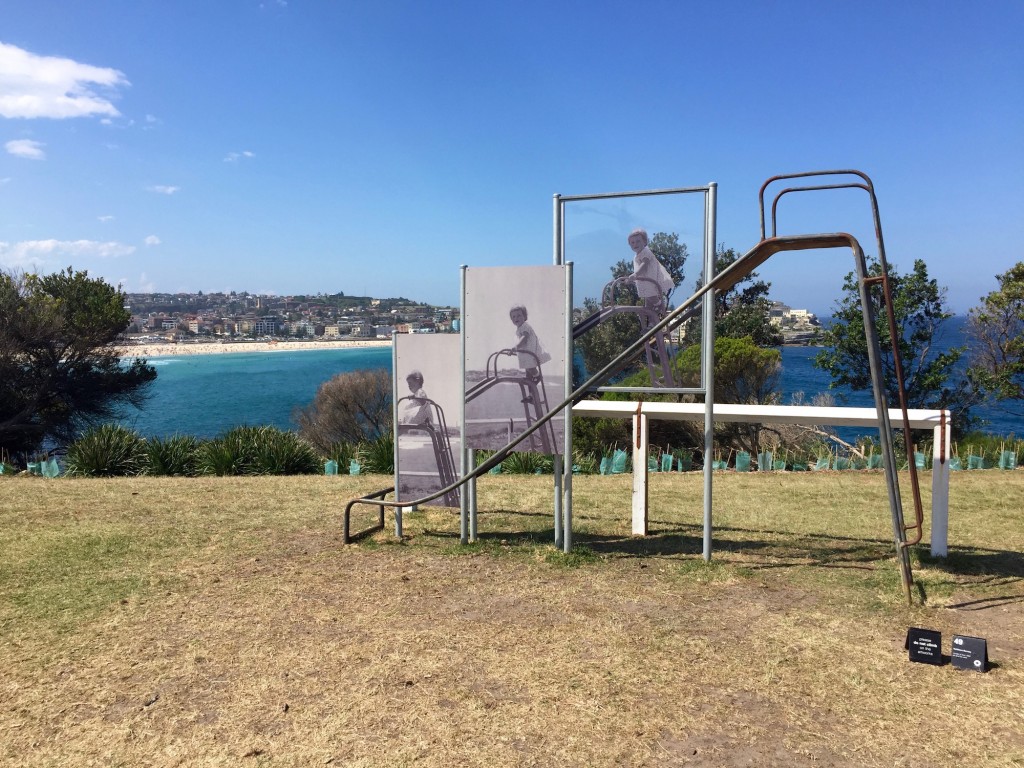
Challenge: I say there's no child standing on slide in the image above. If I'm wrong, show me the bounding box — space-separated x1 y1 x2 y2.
626 227 674 327
398 370 433 425
509 304 550 381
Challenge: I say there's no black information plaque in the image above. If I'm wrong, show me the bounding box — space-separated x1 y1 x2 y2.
906 627 943 665
951 634 989 672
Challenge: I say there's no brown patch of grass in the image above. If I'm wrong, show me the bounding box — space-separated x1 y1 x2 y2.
1 472 1022 766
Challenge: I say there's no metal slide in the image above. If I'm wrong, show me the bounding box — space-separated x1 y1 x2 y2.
345 170 924 604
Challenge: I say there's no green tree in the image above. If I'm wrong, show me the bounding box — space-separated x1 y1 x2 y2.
0 268 157 465
575 231 687 379
683 246 783 347
605 336 783 456
814 258 976 434
966 262 1024 416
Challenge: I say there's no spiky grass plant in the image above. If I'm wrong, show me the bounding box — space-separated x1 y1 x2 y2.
196 426 320 476
356 433 394 474
501 451 553 474
65 424 148 477
146 435 201 477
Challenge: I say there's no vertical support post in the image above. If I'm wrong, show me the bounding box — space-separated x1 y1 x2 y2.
562 261 574 553
632 407 649 535
467 449 478 542
702 183 718 561
553 454 563 546
553 194 565 548
391 334 403 538
930 413 950 557
459 265 469 545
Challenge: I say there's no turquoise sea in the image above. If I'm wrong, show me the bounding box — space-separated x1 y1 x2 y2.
118 325 1023 439
118 346 392 438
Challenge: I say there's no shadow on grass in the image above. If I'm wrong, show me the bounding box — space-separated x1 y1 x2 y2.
434 511 895 568
922 547 1024 579
417 510 1024 585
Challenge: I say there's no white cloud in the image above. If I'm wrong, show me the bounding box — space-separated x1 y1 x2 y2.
5 139 45 159
224 150 255 163
147 184 180 195
0 176 11 185
0 42 129 120
0 239 136 269
144 235 161 246
98 214 115 222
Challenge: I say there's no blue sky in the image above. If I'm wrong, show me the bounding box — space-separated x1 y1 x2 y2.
1 1 1021 314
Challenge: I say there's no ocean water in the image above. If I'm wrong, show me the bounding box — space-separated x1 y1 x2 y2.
118 329 1023 439
118 346 392 438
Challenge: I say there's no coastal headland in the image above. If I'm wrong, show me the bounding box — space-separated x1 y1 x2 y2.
117 338 392 358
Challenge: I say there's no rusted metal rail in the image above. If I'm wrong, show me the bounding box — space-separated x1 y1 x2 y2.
761 170 925 603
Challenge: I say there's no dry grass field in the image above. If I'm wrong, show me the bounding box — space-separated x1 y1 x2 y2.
1 470 1022 767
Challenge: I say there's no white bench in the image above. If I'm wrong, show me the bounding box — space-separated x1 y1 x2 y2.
572 400 951 556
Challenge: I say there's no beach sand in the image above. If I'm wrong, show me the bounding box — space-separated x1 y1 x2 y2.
117 338 392 358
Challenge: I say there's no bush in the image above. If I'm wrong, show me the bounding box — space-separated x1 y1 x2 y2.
66 424 148 477
146 435 201 476
197 426 320 476
250 428 321 475
294 369 392 454
502 451 553 474
356 433 394 474
326 441 358 474
572 450 599 475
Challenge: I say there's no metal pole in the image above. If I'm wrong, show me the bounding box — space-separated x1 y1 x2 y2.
459 265 469 545
563 261 574 553
702 183 718 561
553 194 564 546
468 448 477 542
392 334 402 538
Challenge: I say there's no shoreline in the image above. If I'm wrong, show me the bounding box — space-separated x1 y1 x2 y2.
118 338 392 358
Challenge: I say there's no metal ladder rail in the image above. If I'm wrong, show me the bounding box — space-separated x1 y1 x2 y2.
761 170 924 602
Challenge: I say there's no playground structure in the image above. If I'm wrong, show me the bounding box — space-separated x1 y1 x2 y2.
344 170 929 605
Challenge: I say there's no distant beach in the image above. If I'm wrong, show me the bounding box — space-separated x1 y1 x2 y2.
118 338 392 359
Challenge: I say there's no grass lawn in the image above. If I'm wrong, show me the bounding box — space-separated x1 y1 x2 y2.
1 470 1022 767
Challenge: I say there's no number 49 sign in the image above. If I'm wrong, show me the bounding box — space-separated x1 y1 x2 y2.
951 635 989 673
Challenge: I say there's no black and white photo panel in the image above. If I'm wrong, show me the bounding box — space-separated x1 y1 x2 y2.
464 265 567 454
394 333 462 507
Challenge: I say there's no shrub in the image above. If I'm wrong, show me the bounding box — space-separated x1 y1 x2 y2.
356 433 394 474
249 428 320 475
294 369 392 454
146 435 201 476
66 424 148 477
326 441 358 474
197 426 320 476
572 450 599 475
196 435 246 476
502 451 553 474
